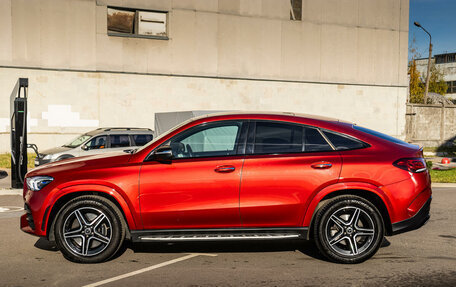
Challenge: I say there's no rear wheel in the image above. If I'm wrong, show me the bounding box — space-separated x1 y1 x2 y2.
313 195 384 264
54 195 125 263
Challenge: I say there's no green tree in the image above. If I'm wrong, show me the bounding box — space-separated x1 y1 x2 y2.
428 64 448 95
408 59 424 103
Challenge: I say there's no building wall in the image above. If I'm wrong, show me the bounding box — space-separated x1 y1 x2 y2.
415 58 456 98
0 0 409 153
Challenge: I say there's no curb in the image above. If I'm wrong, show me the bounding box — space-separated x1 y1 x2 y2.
0 189 22 196
431 183 456 188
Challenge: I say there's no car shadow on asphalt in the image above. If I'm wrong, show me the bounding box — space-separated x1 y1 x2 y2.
127 239 329 262
33 237 392 263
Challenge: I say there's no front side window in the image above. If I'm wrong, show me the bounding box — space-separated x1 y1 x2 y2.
110 135 130 148
84 136 107 150
254 122 302 154
168 122 242 159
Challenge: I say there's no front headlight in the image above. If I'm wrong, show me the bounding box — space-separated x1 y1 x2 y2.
26 176 54 191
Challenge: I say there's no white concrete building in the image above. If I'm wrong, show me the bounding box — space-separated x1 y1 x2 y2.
0 0 410 153
415 52 456 98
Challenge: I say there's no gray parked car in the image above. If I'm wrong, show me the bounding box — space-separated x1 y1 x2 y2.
34 127 154 166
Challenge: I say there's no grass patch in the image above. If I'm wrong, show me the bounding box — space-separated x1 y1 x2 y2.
430 168 456 183
0 153 37 169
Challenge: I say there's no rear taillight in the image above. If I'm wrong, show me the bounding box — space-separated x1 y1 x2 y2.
393 158 427 173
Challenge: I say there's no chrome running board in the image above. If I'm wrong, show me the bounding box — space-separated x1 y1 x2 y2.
131 228 308 242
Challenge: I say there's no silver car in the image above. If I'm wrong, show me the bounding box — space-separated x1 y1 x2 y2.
34 127 154 166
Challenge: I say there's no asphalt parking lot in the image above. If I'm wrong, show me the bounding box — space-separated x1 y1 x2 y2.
0 187 455 287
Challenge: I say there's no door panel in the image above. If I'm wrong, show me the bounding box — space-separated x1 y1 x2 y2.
139 157 243 229
240 153 341 227
139 120 247 230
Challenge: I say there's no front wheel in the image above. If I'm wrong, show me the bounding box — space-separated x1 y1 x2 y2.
313 195 384 264
54 195 125 263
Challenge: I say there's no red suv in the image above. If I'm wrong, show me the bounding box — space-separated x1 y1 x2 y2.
21 113 431 264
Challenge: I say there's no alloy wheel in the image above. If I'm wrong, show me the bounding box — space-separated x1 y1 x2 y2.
62 207 112 257
325 206 376 256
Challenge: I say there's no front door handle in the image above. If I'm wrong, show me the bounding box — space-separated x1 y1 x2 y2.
215 165 236 173
311 161 332 169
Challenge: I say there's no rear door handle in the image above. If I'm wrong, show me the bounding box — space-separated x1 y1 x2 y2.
311 161 332 169
214 165 236 173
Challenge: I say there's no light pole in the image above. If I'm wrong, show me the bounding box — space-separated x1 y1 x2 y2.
414 21 432 104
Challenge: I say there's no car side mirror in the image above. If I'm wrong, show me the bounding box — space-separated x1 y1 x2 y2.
81 145 89 151
148 146 173 164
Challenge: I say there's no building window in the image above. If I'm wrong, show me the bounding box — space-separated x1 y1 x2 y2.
107 7 168 40
290 0 302 21
435 53 456 64
447 81 456 94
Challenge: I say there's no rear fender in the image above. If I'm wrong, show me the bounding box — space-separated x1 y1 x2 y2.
302 182 394 228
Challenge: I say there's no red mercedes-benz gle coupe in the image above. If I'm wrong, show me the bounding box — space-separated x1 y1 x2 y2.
21 112 431 264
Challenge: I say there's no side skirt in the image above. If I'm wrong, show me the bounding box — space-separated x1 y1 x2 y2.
131 227 308 243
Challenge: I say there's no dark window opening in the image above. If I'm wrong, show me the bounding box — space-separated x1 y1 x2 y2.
290 0 302 21
303 127 333 152
110 135 131 148
85 136 107 150
323 131 367 151
254 122 302 154
132 134 153 146
446 81 456 94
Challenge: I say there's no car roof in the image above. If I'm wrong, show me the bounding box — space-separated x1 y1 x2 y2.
86 127 154 136
192 111 351 124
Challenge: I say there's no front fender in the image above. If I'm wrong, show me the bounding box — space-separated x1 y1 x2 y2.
302 182 394 227
45 183 139 234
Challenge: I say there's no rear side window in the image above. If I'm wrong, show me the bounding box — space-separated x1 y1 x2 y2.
323 130 367 151
132 134 153 146
303 127 332 152
254 122 302 154
110 134 130 148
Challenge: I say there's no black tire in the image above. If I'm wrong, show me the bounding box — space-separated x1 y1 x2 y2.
313 195 384 264
54 195 126 263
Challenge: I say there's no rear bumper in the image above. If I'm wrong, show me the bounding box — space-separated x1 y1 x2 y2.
391 197 431 235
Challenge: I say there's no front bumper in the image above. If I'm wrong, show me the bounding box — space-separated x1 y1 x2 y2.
391 197 431 235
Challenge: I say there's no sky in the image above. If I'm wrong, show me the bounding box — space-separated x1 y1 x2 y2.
408 0 456 60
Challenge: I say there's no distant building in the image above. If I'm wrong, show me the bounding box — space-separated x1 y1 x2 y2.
0 0 410 152
415 52 456 98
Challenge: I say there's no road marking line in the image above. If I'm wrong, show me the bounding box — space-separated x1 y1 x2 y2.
82 253 217 287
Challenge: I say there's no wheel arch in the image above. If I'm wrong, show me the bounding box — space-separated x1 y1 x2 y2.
46 190 133 242
305 186 393 239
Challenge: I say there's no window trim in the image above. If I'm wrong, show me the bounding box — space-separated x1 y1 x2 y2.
107 5 169 40
150 120 249 161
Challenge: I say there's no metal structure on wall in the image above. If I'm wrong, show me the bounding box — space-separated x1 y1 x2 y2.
10 78 28 188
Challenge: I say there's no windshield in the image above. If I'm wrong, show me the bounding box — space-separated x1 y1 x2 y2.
135 118 195 153
63 134 91 148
